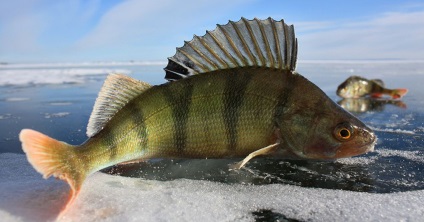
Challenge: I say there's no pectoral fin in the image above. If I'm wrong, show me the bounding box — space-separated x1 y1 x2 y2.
229 143 280 170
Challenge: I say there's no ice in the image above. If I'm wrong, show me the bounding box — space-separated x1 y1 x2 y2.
0 68 132 86
0 114 12 120
0 153 423 222
43 112 70 119
4 98 30 102
1 61 423 221
48 102 73 106
376 149 424 163
370 127 416 135
0 61 166 69
336 156 378 165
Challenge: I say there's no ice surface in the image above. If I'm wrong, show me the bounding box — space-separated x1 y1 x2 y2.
1 62 423 221
336 156 378 165
376 149 424 163
0 68 131 86
0 114 12 120
371 127 416 135
48 102 73 106
0 61 166 69
0 153 423 222
4 98 30 102
43 112 70 119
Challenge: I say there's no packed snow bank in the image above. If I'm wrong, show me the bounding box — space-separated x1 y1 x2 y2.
0 153 423 222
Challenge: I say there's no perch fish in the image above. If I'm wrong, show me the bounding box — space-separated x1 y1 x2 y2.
337 75 408 99
20 17 377 215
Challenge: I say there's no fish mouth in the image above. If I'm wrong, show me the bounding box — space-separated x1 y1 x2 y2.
367 133 378 152
365 135 377 152
362 127 377 152
335 130 377 158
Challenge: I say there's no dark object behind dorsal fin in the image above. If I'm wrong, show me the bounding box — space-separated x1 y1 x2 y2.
164 17 298 81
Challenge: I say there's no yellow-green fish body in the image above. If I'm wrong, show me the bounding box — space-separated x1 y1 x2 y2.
19 18 376 217
83 70 288 172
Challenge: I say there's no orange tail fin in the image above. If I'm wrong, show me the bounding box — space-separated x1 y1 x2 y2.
390 88 408 99
19 129 87 217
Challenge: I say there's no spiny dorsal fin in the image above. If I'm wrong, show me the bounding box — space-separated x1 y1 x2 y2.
87 74 151 137
371 79 385 87
164 17 298 81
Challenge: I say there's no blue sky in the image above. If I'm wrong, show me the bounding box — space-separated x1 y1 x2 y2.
1 0 424 63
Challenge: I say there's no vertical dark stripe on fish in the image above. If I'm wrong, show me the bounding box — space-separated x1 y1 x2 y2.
99 127 119 162
162 79 194 152
370 81 384 94
273 73 296 124
223 70 253 151
128 101 148 152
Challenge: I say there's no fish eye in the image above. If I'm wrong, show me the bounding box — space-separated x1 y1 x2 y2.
339 128 351 138
334 123 354 141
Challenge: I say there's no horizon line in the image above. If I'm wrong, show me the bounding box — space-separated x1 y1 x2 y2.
1 59 424 69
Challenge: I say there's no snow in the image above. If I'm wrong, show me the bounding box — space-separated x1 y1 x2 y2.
0 61 167 69
0 68 132 86
376 149 424 163
0 153 423 222
3 98 30 102
370 127 416 135
43 112 70 119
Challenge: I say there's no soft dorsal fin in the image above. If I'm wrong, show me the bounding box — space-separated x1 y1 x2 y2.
87 74 151 137
164 17 298 81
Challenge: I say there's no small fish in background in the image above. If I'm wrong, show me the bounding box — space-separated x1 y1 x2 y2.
336 76 408 99
338 98 407 113
19 17 377 217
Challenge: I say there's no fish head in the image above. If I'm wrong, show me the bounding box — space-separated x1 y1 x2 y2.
283 109 376 160
336 76 370 98
279 83 377 160
301 116 377 159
